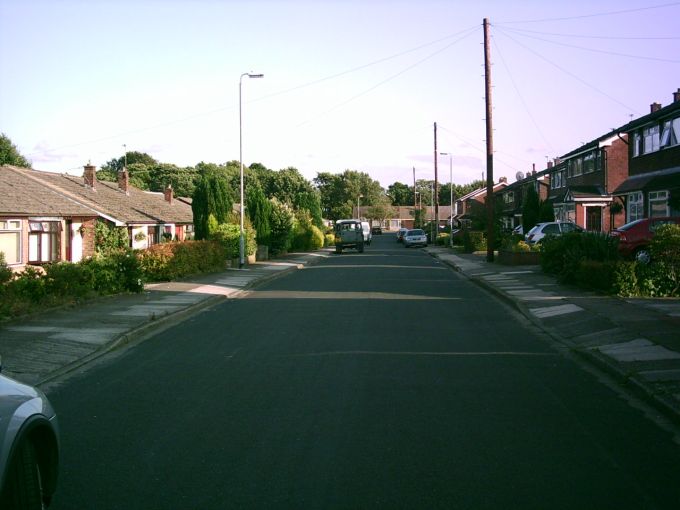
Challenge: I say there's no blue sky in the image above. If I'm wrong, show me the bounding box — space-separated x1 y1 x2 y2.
1 0 679 188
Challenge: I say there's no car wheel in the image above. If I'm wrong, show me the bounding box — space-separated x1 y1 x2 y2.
1 440 45 510
335 245 343 254
358 242 364 253
634 247 651 265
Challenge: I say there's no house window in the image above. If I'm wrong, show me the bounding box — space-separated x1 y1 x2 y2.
643 124 660 154
0 219 22 265
633 132 641 157
584 153 595 174
569 158 583 177
649 190 669 217
28 221 60 263
628 192 644 222
660 117 679 148
503 191 514 204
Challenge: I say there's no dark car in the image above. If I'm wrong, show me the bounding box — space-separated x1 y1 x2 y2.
0 361 60 509
371 226 382 235
610 216 680 264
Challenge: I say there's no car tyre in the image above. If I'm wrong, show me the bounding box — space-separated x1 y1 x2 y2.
335 245 343 254
634 247 651 265
1 440 45 510
357 242 364 253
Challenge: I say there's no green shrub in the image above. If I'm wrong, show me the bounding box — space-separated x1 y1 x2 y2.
82 250 144 294
324 233 335 247
6 266 46 303
269 198 296 256
436 233 450 246
137 240 226 281
650 224 680 295
209 223 256 260
44 262 95 299
463 231 486 253
612 261 638 297
0 252 13 285
541 232 620 284
574 260 618 293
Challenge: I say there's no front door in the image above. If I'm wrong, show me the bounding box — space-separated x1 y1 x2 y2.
586 207 602 232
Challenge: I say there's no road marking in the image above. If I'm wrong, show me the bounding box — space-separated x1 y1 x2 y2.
289 351 557 357
246 291 459 300
529 303 583 318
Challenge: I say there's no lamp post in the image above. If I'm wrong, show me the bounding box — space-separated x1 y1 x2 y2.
239 72 264 268
440 152 453 248
357 194 363 219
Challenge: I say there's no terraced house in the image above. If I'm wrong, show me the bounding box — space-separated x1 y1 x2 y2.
613 89 680 221
0 164 194 270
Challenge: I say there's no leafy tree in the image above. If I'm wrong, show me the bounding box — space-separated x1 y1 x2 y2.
365 196 394 225
539 199 555 222
94 220 129 254
268 198 296 255
522 185 541 234
295 190 323 228
0 133 31 167
387 182 413 206
192 174 234 240
314 170 385 222
246 183 272 246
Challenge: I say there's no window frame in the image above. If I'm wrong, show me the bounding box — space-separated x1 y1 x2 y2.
0 218 23 265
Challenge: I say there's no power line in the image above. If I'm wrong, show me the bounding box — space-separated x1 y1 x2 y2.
295 26 480 128
491 35 556 154
494 28 639 114
496 26 680 41
25 25 481 158
495 26 680 64
495 1 680 24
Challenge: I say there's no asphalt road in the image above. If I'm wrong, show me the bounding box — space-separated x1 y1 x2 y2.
46 234 680 509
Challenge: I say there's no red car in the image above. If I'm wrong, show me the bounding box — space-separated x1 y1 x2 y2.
610 216 680 264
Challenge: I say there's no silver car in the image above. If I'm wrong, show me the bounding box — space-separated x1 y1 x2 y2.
0 361 59 509
403 229 428 248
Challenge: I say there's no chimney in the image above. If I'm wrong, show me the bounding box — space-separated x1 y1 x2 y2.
547 161 553 169
118 167 129 195
83 163 96 190
651 102 662 113
499 176 507 183
164 184 173 205
532 163 536 173
674 88 680 103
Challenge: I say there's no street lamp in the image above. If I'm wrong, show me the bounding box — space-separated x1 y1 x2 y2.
239 72 264 268
357 194 363 219
440 152 453 248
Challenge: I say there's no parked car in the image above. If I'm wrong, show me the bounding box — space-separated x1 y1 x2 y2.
0 361 60 509
334 220 364 254
403 229 428 248
396 227 408 243
512 225 523 236
610 216 680 264
525 221 583 244
371 226 382 235
361 221 372 245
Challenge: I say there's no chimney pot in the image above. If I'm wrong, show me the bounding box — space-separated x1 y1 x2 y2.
651 102 662 113
118 167 129 195
547 161 553 169
164 184 173 204
674 89 680 103
83 164 97 189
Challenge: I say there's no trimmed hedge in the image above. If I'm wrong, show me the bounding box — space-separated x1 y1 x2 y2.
136 240 227 282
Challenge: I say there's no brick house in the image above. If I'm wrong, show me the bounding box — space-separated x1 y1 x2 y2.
1 164 194 270
547 131 629 232
613 90 680 221
1 165 99 267
454 178 508 228
497 168 550 231
356 205 453 231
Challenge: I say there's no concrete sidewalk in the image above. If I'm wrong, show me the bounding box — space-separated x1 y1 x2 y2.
0 252 329 386
426 246 680 423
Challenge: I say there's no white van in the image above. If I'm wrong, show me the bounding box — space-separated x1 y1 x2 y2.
361 221 372 245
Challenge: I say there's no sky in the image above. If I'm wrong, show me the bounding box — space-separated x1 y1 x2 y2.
1 0 679 189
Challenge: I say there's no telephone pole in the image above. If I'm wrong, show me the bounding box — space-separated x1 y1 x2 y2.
483 18 495 262
434 122 439 241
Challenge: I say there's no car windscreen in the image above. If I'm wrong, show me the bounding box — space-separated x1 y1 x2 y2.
407 230 424 235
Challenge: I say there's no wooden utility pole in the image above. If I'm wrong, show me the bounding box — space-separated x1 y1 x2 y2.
413 166 417 227
434 122 439 238
483 18 495 262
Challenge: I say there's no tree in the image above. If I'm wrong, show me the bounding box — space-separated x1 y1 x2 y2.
192 174 234 240
294 191 323 228
387 182 413 206
522 185 541 234
0 133 31 167
246 183 272 246
314 170 385 222
365 198 395 225
539 199 555 223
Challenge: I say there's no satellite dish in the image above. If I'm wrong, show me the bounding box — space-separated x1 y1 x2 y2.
516 171 525 181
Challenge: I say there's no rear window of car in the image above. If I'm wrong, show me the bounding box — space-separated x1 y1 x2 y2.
617 219 645 231
408 230 424 235
543 224 560 234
